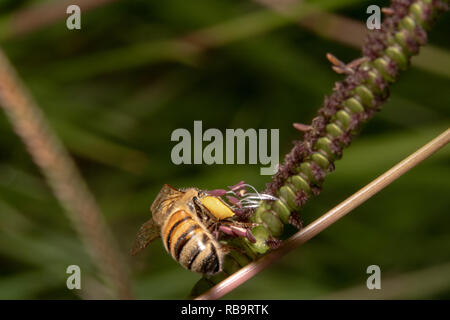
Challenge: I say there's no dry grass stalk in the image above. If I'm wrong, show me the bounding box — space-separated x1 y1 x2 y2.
0 50 132 299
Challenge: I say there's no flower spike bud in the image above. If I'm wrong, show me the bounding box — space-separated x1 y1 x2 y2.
326 53 367 75
293 123 312 133
226 196 242 208
207 189 228 197
381 7 394 15
228 181 246 192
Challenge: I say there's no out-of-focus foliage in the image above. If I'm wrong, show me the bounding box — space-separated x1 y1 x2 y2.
0 0 449 299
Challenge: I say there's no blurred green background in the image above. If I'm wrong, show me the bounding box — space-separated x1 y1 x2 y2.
0 0 449 299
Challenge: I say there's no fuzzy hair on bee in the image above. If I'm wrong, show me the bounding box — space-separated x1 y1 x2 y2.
131 183 278 275
132 185 223 274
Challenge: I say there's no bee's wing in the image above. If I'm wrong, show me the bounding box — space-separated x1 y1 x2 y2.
150 184 184 216
131 218 160 256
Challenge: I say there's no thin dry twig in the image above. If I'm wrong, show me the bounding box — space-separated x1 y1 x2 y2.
196 128 450 300
0 50 132 299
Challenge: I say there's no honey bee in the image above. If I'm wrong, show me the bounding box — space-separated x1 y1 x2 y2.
131 184 257 275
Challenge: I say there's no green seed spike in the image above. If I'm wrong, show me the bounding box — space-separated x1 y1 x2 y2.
343 97 365 114
355 85 375 107
289 175 312 194
314 137 335 161
326 123 344 138
410 2 426 26
364 69 386 96
298 161 319 185
335 110 352 129
373 57 395 82
266 210 281 233
191 0 448 297
311 153 330 170
393 30 412 54
272 199 292 224
400 15 417 31
386 46 408 70
279 185 300 211
247 225 271 253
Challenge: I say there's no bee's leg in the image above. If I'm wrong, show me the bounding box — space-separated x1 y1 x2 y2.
220 244 234 254
220 243 248 258
211 222 221 240
233 208 255 221
221 219 258 229
218 223 256 243
222 219 283 249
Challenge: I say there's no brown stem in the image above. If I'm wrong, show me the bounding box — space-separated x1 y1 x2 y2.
196 128 450 300
0 49 133 299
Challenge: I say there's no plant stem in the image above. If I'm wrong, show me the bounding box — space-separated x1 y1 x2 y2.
191 0 448 295
196 128 450 300
0 49 132 299
244 0 449 256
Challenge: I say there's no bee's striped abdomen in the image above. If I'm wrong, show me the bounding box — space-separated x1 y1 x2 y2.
186 233 221 274
162 210 195 254
162 210 221 274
